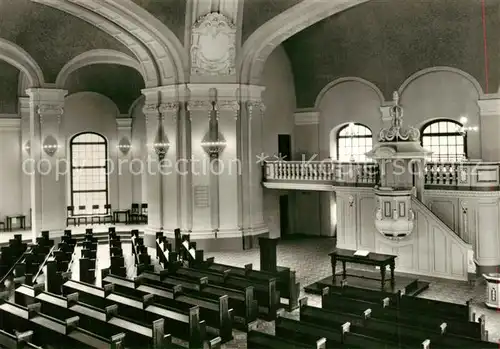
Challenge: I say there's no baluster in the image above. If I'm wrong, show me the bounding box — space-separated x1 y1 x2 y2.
277 162 283 179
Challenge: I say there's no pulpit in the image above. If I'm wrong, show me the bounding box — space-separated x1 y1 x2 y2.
483 273 500 309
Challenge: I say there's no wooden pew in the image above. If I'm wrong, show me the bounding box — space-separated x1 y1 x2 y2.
102 269 234 342
321 287 485 341
131 231 154 274
62 279 205 348
137 270 257 331
247 330 326 349
0 329 41 349
165 265 280 319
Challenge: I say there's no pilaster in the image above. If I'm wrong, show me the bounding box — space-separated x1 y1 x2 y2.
478 98 500 161
19 98 31 225
116 118 133 210
26 88 67 239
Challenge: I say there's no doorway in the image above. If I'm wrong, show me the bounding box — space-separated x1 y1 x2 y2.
279 195 289 237
278 134 291 161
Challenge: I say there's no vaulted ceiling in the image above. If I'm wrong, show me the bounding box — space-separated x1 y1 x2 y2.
0 0 498 114
283 0 500 108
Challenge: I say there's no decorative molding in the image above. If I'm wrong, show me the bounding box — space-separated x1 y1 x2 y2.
425 189 500 198
159 102 180 114
116 117 133 130
398 66 484 97
380 105 392 122
0 118 21 130
294 110 319 125
187 100 213 112
0 38 45 87
314 77 385 108
55 49 144 88
190 12 236 76
142 103 159 117
217 100 240 113
263 182 334 191
478 99 500 117
240 0 370 84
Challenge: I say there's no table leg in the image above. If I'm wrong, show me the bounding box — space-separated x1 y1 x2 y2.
331 255 337 282
380 265 386 290
342 261 347 280
390 261 395 289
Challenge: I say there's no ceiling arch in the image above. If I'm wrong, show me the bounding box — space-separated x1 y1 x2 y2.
56 49 143 89
0 38 44 87
239 0 370 85
31 0 187 87
67 0 187 84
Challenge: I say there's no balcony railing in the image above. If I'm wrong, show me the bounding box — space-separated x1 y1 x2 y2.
263 160 500 191
263 161 379 187
424 161 500 190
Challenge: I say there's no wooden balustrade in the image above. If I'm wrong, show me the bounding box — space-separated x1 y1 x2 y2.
263 160 500 191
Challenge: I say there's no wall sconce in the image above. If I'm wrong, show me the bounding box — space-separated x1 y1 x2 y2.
458 116 479 135
153 122 169 160
201 101 226 158
118 137 131 155
24 140 30 155
42 135 59 157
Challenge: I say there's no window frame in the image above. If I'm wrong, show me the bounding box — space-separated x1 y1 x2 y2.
336 123 373 162
421 119 467 162
70 132 109 215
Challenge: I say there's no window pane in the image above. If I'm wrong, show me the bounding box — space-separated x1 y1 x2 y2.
337 124 373 162
71 133 108 215
422 120 466 162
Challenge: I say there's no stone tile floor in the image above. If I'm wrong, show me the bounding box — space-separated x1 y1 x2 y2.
204 237 500 348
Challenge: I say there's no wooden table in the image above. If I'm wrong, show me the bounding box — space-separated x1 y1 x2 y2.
329 248 397 290
113 210 130 224
5 215 26 232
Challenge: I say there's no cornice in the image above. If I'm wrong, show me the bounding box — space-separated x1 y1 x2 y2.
380 105 392 122
424 189 500 198
0 118 21 130
477 99 500 116
116 117 133 129
263 181 333 191
294 109 319 125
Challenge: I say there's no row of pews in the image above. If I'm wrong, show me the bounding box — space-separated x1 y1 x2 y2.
0 234 27 279
248 283 497 348
0 228 304 348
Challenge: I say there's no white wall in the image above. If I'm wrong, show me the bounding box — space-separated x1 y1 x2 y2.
0 121 22 220
261 44 297 238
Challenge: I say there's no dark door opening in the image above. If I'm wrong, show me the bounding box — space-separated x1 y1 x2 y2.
278 134 291 161
279 195 289 238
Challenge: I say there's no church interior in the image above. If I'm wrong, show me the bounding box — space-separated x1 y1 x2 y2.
1 0 500 347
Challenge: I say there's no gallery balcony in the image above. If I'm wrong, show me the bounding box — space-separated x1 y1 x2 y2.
262 160 500 192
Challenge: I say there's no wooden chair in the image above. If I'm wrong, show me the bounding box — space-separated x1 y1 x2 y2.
76 205 87 226
129 203 140 224
140 203 148 223
101 204 113 224
91 205 101 224
66 206 77 226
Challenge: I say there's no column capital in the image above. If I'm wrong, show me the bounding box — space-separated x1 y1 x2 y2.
478 98 500 116
116 117 133 131
294 109 319 125
159 102 180 115
187 100 213 112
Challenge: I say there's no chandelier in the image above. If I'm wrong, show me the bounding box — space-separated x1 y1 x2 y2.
378 91 420 142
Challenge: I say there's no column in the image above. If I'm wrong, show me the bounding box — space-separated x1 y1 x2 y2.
116 118 133 209
142 87 182 234
142 89 163 232
478 99 500 161
19 98 31 225
187 94 213 237
26 88 67 239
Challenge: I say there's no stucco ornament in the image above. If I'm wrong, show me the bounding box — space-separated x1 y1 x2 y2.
191 12 236 76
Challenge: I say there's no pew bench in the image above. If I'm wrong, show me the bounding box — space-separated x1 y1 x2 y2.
138 271 257 331
63 279 206 348
321 287 485 341
0 329 41 349
167 266 280 319
102 271 234 342
196 259 300 311
247 330 326 349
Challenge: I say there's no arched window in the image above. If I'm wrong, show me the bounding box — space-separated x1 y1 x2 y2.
421 120 466 162
337 123 373 162
70 133 109 215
